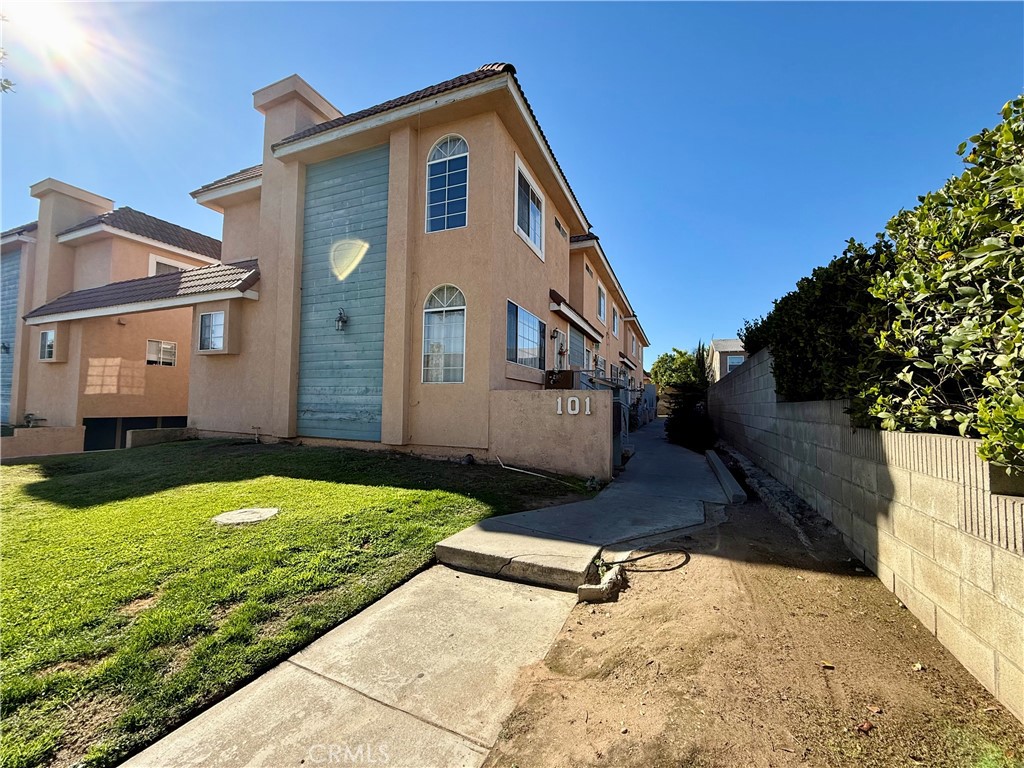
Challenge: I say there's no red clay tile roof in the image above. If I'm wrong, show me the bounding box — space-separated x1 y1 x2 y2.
191 164 263 197
58 207 222 260
570 233 599 243
24 259 258 320
2 221 39 239
272 63 588 229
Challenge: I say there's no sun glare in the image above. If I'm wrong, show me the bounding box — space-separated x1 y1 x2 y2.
6 2 91 66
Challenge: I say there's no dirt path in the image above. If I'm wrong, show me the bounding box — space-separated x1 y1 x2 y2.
484 501 1024 768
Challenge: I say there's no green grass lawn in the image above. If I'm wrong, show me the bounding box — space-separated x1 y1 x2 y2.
0 439 586 768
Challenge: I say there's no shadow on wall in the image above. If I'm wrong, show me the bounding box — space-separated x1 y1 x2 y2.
707 347 1024 723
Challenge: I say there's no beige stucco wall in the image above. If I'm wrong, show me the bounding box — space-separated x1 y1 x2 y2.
489 389 613 480
1 425 85 458
221 199 262 265
709 348 1024 723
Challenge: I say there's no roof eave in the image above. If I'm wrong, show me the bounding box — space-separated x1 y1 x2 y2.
24 286 260 325
57 223 221 265
191 176 263 212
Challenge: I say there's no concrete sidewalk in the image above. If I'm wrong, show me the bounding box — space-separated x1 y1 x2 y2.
435 425 728 589
124 424 729 767
123 567 575 768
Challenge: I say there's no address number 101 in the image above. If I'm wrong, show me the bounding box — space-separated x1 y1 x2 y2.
555 396 592 415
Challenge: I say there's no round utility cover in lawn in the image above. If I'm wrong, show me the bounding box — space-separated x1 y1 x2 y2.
213 507 280 525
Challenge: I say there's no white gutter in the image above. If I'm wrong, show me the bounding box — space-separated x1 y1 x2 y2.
57 224 221 265
619 355 637 371
24 288 259 325
274 76 509 159
550 301 603 343
192 175 263 208
1 234 37 246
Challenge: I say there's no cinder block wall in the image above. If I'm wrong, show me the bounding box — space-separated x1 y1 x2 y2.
708 348 1024 722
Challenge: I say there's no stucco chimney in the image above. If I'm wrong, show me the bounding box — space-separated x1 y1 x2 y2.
253 74 342 163
29 179 113 304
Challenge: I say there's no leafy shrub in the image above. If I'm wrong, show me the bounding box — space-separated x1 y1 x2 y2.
736 96 1024 474
855 97 1024 473
664 382 716 453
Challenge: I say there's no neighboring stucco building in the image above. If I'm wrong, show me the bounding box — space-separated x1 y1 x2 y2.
2 179 222 451
709 338 747 382
17 63 649 476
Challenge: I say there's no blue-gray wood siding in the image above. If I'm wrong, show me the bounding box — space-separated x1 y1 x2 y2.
297 144 390 441
1 249 21 424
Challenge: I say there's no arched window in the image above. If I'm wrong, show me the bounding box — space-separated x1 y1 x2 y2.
426 136 468 232
423 285 466 383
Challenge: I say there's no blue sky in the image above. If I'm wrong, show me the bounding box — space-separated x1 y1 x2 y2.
3 2 1021 362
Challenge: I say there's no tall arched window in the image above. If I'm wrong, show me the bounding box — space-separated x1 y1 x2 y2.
423 285 466 383
426 136 468 232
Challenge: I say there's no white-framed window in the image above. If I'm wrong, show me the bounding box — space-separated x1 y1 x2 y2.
39 330 55 360
422 285 466 383
146 339 177 366
149 254 195 276
631 334 637 356
199 311 225 351
426 135 468 233
514 157 544 259
506 300 546 369
585 347 593 370
597 282 607 323
585 263 593 278
595 355 606 377
610 363 620 382
727 355 746 373
612 307 619 337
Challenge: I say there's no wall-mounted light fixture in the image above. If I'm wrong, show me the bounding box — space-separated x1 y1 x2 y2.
549 329 559 339
335 308 349 331
0 342 9 354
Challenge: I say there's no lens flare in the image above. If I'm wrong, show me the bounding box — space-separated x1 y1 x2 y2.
330 239 370 282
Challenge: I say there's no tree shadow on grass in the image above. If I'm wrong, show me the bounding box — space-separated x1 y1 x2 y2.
9 438 588 514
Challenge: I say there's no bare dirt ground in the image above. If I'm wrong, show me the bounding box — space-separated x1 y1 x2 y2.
484 500 1024 768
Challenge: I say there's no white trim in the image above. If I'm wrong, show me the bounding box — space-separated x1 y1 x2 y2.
548 301 603 343
596 280 607 324
513 154 544 261
505 298 546 370
148 253 198 276
424 135 469 235
505 82 590 231
619 356 637 371
24 288 259 325
272 74 590 232
273 77 509 159
0 234 37 246
192 176 262 208
421 284 467 384
39 329 55 360
146 338 178 367
611 305 619 338
199 310 226 351
57 224 221 265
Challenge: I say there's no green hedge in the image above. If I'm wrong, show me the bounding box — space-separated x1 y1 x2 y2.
740 96 1024 474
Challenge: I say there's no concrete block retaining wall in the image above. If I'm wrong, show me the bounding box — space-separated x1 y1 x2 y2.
709 348 1024 722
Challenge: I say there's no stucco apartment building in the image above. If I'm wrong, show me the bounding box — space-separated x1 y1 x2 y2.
1 179 221 451
17 63 649 472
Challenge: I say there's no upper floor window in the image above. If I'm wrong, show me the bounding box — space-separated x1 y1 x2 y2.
597 283 607 323
515 158 544 259
149 254 194 276
39 330 55 360
146 339 177 366
427 136 468 232
199 311 225 351
506 300 546 369
423 285 466 383
631 334 637 356
612 307 619 337
727 355 746 374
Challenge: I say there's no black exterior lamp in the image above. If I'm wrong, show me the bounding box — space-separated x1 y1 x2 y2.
335 308 349 331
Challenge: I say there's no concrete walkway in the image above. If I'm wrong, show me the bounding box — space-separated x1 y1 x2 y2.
123 424 731 768
436 425 728 589
123 567 575 768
